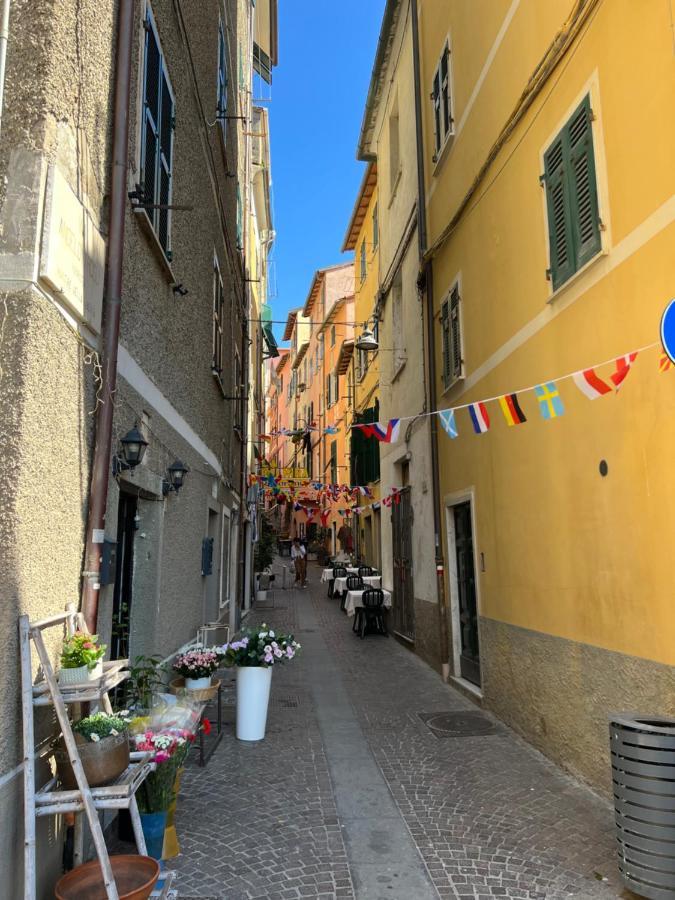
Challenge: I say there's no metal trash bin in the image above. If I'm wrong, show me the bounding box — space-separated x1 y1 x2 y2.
609 715 675 899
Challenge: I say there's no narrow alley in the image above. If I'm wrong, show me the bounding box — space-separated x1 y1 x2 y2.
171 563 626 900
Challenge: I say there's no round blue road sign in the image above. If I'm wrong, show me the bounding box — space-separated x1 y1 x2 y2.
660 299 675 364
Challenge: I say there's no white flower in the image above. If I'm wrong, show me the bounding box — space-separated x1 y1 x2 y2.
269 630 275 638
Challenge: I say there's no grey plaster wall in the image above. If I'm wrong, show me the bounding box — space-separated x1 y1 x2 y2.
0 0 250 894
480 616 675 795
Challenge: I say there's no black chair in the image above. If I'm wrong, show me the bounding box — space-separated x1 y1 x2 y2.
342 575 364 612
356 588 388 639
358 565 375 577
329 565 347 599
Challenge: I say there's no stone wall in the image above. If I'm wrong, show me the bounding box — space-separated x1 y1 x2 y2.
480 617 675 795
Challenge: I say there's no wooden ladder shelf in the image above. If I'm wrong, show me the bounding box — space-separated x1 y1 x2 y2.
20 605 176 899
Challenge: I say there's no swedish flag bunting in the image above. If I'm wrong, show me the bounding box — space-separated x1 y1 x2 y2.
498 393 527 426
534 382 564 420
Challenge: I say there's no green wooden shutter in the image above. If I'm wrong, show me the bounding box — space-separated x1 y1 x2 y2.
544 136 575 289
441 299 451 387
158 69 174 256
450 286 462 379
567 96 601 269
142 21 161 209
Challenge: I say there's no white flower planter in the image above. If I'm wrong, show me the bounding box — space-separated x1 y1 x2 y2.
236 666 272 741
58 661 103 685
185 676 212 691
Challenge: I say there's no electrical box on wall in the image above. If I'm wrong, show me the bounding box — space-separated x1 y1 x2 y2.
99 539 117 585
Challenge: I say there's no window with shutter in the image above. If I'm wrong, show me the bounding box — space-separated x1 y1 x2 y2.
141 6 174 258
431 40 454 161
372 203 379 249
543 95 601 290
213 254 225 377
360 240 367 282
217 21 228 142
441 284 463 388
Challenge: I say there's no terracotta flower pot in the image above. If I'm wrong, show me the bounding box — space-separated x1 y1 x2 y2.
54 855 159 900
55 731 130 789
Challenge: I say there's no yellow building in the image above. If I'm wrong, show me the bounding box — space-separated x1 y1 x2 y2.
416 0 675 791
340 163 382 568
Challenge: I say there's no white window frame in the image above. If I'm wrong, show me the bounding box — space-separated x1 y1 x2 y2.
432 38 454 164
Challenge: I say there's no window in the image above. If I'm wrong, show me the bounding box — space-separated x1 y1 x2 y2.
357 348 368 381
212 254 225 377
360 240 367 283
330 324 336 347
350 402 380 485
330 440 338 486
372 203 379 249
432 41 453 161
217 20 228 141
441 284 463 388
236 185 243 249
140 5 175 258
326 373 332 408
233 348 244 431
389 100 400 194
326 372 339 407
543 95 601 290
391 273 405 375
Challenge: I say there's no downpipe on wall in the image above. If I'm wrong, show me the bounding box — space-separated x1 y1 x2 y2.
81 0 135 631
411 0 451 681
0 0 11 142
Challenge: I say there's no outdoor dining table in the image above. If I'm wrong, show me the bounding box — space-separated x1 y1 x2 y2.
320 566 361 583
344 588 392 617
333 574 382 596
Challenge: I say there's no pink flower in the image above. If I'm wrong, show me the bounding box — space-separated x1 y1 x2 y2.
155 751 170 763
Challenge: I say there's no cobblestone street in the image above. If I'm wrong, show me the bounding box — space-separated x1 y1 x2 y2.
172 563 629 900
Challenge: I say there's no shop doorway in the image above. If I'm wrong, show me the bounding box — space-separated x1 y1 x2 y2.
446 497 481 687
111 491 137 660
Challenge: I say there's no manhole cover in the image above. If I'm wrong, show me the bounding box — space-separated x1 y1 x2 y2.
418 711 502 738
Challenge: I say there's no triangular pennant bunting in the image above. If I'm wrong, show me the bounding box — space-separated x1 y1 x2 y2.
572 368 612 400
611 353 638 390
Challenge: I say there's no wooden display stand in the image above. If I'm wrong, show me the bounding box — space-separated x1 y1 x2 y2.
20 605 176 899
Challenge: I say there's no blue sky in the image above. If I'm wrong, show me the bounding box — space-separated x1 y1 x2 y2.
264 1 386 342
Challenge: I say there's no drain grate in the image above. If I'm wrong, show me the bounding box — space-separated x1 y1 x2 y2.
418 710 503 738
270 696 300 709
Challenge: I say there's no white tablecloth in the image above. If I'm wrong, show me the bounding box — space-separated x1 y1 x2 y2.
320 566 364 583
333 575 382 595
345 589 392 617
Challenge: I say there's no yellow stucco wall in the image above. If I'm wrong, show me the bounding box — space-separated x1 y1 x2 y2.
419 0 675 665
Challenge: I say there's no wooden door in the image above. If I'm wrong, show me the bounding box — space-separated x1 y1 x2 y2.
453 501 481 686
392 487 415 641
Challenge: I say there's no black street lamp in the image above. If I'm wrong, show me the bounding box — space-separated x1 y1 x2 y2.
113 425 148 476
163 459 189 496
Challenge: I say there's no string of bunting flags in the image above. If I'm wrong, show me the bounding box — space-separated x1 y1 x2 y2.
350 342 664 443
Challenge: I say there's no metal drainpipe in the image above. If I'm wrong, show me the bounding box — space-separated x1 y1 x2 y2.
0 0 12 143
81 0 135 631
411 0 451 680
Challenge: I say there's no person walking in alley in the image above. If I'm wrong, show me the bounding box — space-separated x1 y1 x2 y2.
291 538 307 588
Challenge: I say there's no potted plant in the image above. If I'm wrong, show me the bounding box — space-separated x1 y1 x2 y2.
55 712 130 789
59 631 106 685
124 655 165 710
133 727 195 859
172 648 219 691
221 624 300 741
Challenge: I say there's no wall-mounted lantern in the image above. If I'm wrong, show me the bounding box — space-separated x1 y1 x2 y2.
163 459 189 496
112 425 148 475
